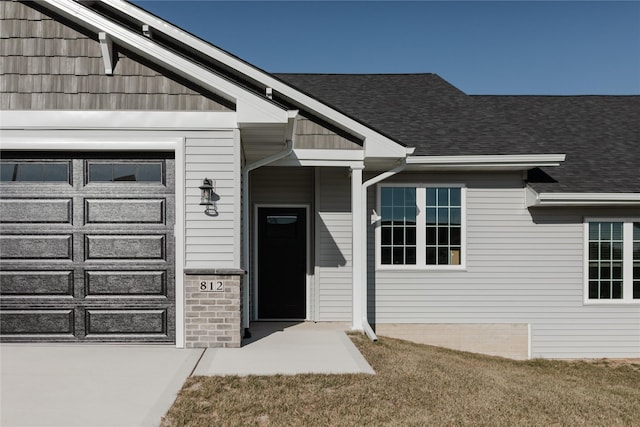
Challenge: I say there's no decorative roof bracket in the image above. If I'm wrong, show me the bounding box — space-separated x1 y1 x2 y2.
98 32 114 75
142 24 153 38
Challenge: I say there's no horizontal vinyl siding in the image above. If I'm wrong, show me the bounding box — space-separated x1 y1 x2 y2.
185 132 239 268
317 168 352 321
369 172 640 358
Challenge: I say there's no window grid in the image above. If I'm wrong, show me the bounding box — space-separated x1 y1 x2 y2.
588 222 624 299
426 187 461 265
634 223 640 299
380 187 417 265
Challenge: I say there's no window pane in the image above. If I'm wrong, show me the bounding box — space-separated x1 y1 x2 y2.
437 208 449 225
612 263 623 280
600 281 611 299
600 264 610 279
588 242 599 260
634 223 640 240
381 207 392 225
426 247 436 265
450 227 461 245
137 164 162 182
113 164 136 181
393 187 404 205
450 208 461 225
437 247 449 265
43 163 68 181
589 281 598 299
612 223 623 240
450 248 461 265
17 164 42 181
600 222 611 240
393 247 404 265
0 163 17 181
393 207 405 223
634 242 640 261
406 227 416 246
426 227 436 245
634 281 640 299
589 262 598 280
405 206 416 222
89 164 112 182
589 223 599 240
426 208 436 225
406 247 416 265
612 242 623 260
405 188 416 204
612 281 623 299
393 227 405 245
381 247 391 264
450 188 461 206
381 227 392 245
426 188 436 206
437 188 449 206
381 187 393 207
438 227 448 245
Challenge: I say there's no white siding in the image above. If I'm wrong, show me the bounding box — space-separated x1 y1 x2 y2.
317 168 352 321
184 131 240 268
369 172 640 358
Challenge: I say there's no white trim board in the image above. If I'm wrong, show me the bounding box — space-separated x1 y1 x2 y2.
0 111 237 131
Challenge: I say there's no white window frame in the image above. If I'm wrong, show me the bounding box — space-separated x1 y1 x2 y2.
376 183 466 270
583 217 639 305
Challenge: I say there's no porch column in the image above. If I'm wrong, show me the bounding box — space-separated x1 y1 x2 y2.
351 164 364 330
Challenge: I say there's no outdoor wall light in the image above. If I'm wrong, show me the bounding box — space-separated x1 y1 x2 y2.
199 177 218 216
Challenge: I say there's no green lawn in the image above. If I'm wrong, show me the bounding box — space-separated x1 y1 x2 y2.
162 334 640 426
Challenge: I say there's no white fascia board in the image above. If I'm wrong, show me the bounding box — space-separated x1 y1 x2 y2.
257 148 365 167
40 0 289 126
0 111 237 130
97 0 406 156
293 149 365 161
0 130 184 151
406 154 566 170
529 191 640 207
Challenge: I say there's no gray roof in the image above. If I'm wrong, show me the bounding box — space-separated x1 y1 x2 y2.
275 73 640 193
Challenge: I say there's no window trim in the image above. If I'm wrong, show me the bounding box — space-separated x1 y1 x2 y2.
376 183 466 270
583 217 639 305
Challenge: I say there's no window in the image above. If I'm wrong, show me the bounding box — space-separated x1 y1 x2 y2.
585 220 640 303
0 162 69 182
378 184 465 268
87 162 163 183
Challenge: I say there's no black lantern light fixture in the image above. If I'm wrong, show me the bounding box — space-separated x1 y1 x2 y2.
199 177 218 216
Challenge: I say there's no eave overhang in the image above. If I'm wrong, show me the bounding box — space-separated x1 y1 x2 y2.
406 154 566 171
527 189 640 207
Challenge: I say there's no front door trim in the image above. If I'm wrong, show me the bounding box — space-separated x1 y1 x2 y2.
253 204 310 321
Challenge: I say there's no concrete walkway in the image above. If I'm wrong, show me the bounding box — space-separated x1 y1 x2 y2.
194 322 375 376
0 323 373 426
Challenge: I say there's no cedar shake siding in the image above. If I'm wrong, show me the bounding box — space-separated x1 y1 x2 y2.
0 0 232 111
295 114 363 150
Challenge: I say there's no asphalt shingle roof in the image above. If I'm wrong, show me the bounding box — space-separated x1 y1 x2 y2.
276 73 640 193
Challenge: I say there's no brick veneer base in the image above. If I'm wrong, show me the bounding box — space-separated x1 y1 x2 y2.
184 271 243 348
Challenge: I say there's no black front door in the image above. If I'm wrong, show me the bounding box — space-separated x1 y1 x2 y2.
257 207 306 319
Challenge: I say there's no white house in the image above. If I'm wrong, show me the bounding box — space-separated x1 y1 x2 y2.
1 0 638 359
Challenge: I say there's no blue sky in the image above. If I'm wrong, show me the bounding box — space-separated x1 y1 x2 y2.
132 1 640 95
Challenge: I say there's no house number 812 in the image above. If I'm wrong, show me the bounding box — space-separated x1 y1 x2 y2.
200 281 224 292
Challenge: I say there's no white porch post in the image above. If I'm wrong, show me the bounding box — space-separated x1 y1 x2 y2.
351 164 364 330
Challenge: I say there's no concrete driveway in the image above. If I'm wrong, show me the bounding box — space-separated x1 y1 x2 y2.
0 345 203 427
0 323 374 426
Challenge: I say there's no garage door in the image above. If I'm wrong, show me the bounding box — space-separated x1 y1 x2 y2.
0 152 175 343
